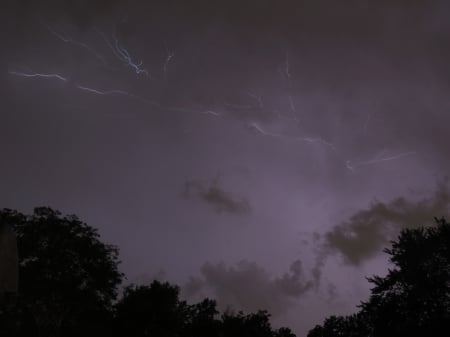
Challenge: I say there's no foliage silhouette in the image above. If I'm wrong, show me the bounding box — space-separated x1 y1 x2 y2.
0 207 123 337
113 281 296 337
184 298 221 337
114 282 189 337
308 217 450 337
0 207 297 337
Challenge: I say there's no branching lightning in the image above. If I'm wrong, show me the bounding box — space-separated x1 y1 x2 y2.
11 19 417 179
98 29 148 76
113 34 148 76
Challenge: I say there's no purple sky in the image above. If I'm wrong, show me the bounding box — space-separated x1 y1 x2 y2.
2 1 450 335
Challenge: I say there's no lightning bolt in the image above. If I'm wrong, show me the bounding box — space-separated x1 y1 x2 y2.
163 42 174 82
302 137 336 151
201 110 221 117
75 84 164 108
76 85 133 96
248 122 275 137
98 29 149 76
346 151 417 172
9 70 68 82
285 50 291 80
288 95 296 113
75 85 204 115
248 122 336 151
14 21 402 180
42 22 108 66
247 91 264 109
363 111 373 134
287 94 300 126
113 34 148 76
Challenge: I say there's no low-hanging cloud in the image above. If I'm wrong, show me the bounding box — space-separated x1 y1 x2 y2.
317 181 450 267
183 259 313 317
182 179 251 215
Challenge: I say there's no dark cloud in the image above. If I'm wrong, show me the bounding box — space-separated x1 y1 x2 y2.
183 260 313 316
317 180 450 266
183 179 251 215
3 1 450 335
6 0 121 27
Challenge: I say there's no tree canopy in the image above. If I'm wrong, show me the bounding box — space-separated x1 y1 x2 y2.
3 207 450 336
0 207 123 336
0 207 296 337
308 217 450 337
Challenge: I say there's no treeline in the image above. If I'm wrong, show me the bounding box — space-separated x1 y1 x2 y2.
2 207 450 337
0 207 295 337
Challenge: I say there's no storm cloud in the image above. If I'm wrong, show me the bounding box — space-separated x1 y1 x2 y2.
183 179 251 215
3 1 450 336
317 181 450 266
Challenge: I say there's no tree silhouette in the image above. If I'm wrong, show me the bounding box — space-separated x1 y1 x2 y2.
113 280 298 337
273 327 297 337
114 281 188 337
361 217 450 337
1 207 297 336
307 313 370 337
0 207 123 337
184 298 221 337
308 217 450 337
221 310 274 337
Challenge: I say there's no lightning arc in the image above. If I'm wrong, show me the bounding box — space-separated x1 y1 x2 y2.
76 85 133 96
201 110 221 117
247 91 264 109
285 50 291 80
76 84 165 109
346 151 417 172
163 45 174 82
9 71 68 82
42 22 108 67
97 29 148 76
112 34 148 76
248 122 336 151
10 19 415 179
363 112 372 133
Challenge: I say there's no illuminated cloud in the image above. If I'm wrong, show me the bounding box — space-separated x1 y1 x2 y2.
318 181 450 266
184 259 313 317
183 179 251 215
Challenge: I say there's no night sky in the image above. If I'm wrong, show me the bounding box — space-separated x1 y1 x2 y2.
2 1 450 335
